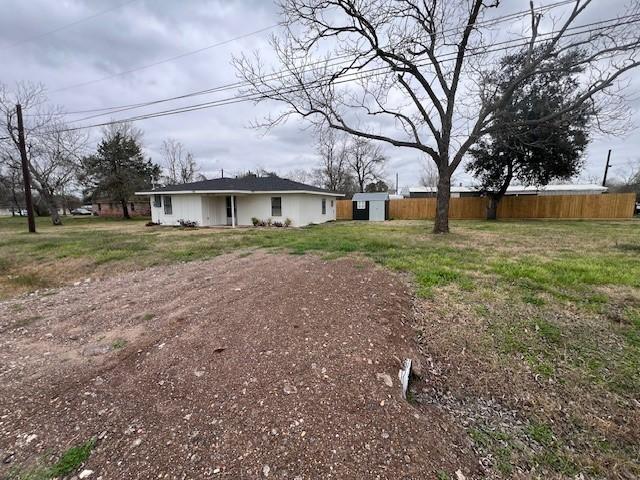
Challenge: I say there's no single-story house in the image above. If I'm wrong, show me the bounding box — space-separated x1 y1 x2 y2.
92 197 151 217
352 192 390 221
136 176 343 227
407 184 608 198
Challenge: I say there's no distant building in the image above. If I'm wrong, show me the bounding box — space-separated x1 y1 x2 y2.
407 184 608 198
92 197 151 217
0 205 13 216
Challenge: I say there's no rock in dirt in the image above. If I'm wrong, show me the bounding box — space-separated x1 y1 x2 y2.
262 464 271 477
376 373 393 388
283 382 297 395
82 344 111 357
79 470 94 479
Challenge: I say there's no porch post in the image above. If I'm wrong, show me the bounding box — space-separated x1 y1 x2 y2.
231 195 236 228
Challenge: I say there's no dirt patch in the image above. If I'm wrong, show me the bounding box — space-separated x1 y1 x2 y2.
0 251 477 479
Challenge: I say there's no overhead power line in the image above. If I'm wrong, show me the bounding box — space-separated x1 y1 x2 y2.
60 11 640 125
31 0 581 121
2 0 140 50
48 0 573 95
44 16 640 135
50 23 280 93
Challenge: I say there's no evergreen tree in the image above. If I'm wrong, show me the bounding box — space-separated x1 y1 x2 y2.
466 47 594 219
81 129 160 219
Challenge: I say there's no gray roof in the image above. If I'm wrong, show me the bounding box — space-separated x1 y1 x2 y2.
352 192 389 201
142 176 339 195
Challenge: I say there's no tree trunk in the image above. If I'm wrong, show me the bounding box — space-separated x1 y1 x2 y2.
48 202 62 225
486 165 512 220
121 199 130 219
433 169 451 234
39 189 62 225
487 196 499 220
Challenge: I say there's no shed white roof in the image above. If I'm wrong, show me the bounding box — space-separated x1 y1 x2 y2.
352 192 390 201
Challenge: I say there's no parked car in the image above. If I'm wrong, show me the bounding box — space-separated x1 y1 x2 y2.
71 207 92 216
635 202 640 216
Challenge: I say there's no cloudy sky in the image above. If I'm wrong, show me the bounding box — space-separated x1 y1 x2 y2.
1 0 638 190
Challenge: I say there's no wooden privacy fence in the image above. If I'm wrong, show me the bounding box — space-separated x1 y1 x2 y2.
336 199 353 220
336 193 636 220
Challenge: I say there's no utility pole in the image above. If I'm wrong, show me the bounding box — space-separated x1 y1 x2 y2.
16 104 36 233
395 172 399 194
602 149 612 187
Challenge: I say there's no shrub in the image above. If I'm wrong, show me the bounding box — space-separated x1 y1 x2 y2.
145 221 159 227
177 219 198 228
284 218 292 227
272 221 283 228
251 217 260 226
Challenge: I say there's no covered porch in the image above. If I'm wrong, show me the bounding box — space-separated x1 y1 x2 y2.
200 194 241 227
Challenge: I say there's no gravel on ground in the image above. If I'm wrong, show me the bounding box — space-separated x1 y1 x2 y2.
0 251 478 479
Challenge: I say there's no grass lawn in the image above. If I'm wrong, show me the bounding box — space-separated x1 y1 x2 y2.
1 215 639 478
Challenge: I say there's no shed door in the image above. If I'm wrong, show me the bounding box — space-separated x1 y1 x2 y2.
369 201 386 221
353 200 369 220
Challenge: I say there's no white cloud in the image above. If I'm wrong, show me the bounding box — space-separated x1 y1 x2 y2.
0 0 637 190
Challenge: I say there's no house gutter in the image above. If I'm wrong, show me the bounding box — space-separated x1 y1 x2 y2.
135 190 345 197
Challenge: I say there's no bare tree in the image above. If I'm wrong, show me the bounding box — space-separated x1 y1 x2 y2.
0 82 87 225
420 161 440 189
0 161 24 215
347 137 387 192
285 167 312 184
607 159 640 196
235 0 640 232
313 127 352 192
161 138 198 185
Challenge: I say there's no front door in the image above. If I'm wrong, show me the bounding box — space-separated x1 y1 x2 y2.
225 196 237 225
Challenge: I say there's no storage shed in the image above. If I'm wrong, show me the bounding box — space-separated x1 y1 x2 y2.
352 192 389 221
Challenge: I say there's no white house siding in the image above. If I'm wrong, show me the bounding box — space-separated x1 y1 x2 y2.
292 193 336 225
235 193 336 226
150 192 337 227
152 194 204 226
201 196 228 226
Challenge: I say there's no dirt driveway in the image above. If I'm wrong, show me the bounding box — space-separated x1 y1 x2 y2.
0 251 477 479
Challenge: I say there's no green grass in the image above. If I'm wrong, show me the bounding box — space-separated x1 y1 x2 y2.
436 470 450 480
112 338 127 349
48 438 95 477
9 438 95 480
1 215 639 478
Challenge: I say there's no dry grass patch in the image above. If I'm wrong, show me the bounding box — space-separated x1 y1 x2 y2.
1 215 639 477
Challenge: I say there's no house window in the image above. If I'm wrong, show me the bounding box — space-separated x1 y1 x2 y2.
356 201 366 210
163 196 173 215
331 200 334 207
321 198 326 215
153 195 161 207
271 197 282 216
